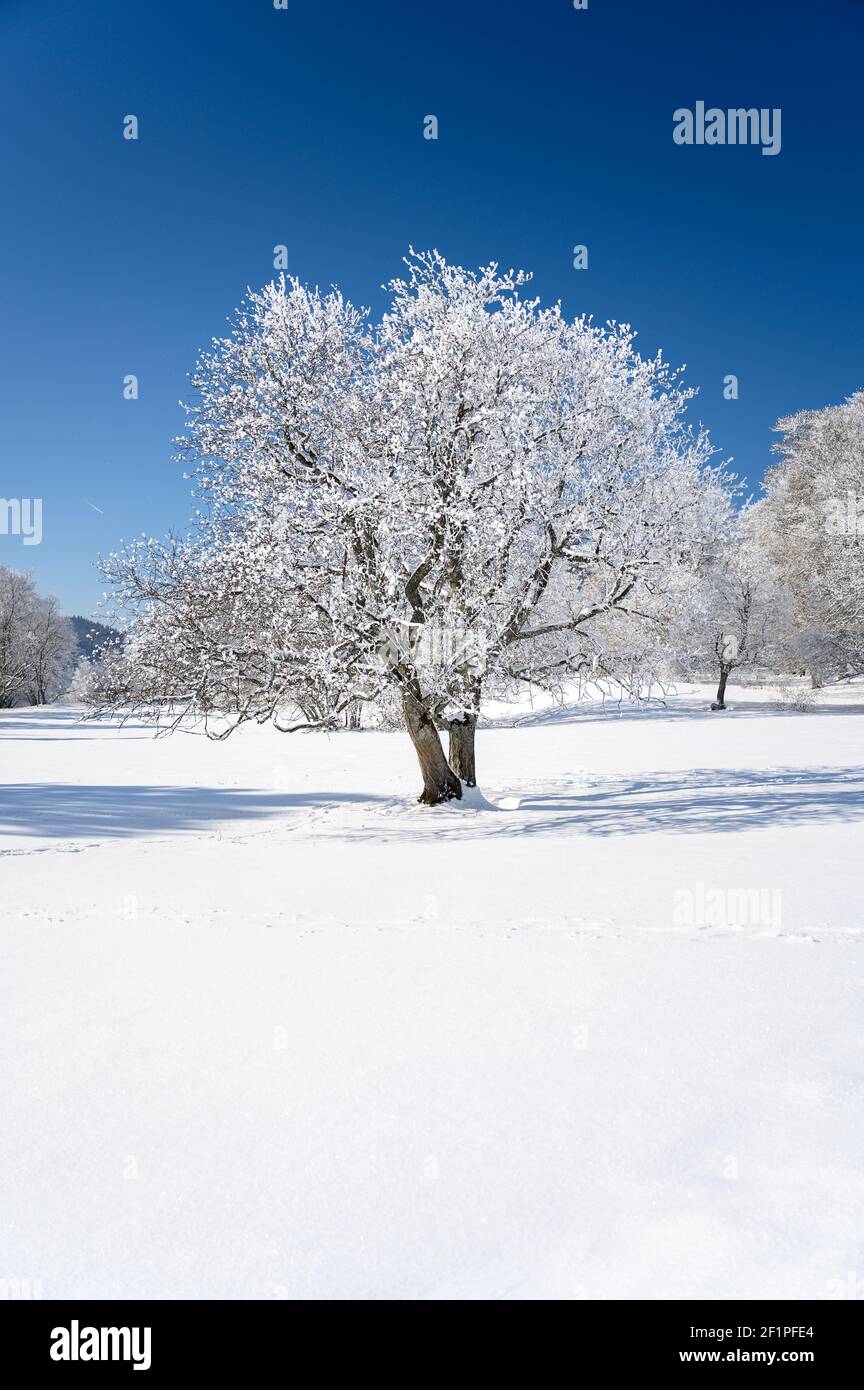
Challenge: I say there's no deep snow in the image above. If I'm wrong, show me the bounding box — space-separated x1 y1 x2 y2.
1 683 863 1299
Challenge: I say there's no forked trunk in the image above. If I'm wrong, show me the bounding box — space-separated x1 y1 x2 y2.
402 690 462 805
448 714 477 787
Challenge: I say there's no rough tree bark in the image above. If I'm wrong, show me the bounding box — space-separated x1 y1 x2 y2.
711 666 730 710
448 713 477 787
445 677 481 787
402 689 462 804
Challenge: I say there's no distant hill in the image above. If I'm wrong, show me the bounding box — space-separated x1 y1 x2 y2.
69 615 123 662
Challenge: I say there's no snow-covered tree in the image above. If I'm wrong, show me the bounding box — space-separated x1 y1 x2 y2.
672 503 794 708
760 391 864 681
0 567 76 706
0 566 33 707
25 593 77 704
96 252 734 802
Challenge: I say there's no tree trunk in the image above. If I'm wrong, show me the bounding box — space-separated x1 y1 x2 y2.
712 667 729 710
402 690 462 804
448 714 477 786
809 670 823 690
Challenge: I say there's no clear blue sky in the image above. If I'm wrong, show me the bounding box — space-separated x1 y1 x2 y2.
1 0 861 616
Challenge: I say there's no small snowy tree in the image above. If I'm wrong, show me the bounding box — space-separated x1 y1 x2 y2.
25 593 76 704
674 504 794 709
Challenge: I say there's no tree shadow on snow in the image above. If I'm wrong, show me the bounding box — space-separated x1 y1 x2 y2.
3 767 863 844
0 784 389 839
324 765 864 841
477 765 864 838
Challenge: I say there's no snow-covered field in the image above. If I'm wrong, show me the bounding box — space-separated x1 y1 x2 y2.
1 682 863 1300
